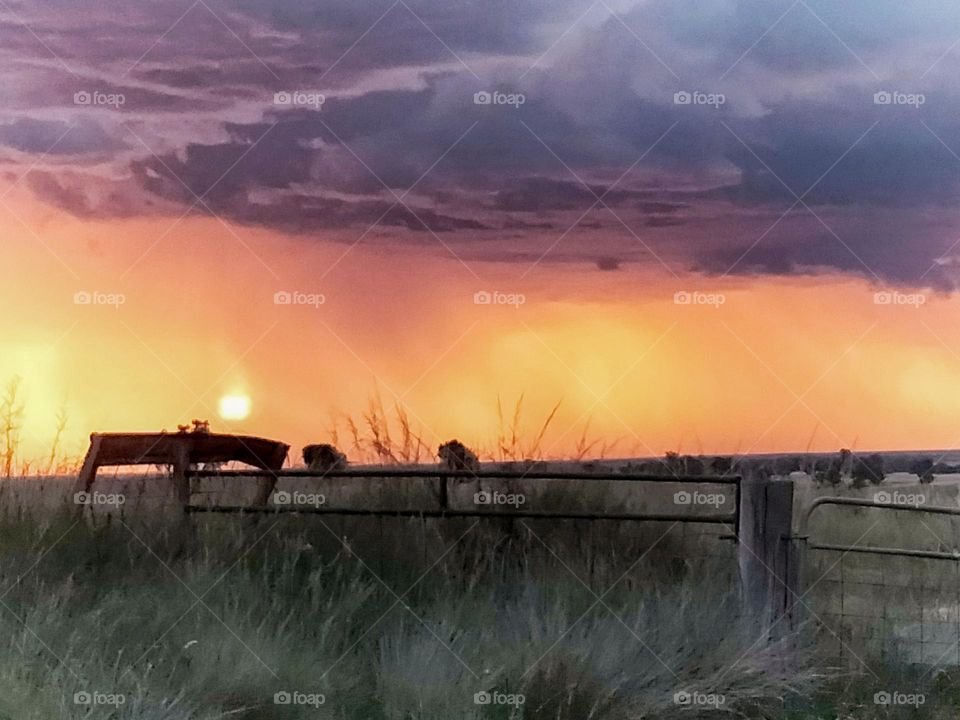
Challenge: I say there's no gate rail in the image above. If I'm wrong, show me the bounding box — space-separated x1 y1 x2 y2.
187 468 741 532
797 496 960 560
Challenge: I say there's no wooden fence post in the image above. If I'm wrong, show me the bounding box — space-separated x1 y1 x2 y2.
739 470 797 635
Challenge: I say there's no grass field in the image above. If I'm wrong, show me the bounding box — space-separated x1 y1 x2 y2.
5 470 960 718
0 470 828 720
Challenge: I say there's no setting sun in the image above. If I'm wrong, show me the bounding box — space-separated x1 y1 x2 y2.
218 395 252 421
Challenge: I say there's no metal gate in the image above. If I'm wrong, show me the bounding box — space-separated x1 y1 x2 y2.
796 497 960 668
187 466 744 588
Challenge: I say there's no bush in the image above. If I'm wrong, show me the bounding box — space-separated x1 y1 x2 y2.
851 453 884 487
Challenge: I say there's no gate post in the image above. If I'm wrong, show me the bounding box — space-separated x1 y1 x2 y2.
739 469 796 635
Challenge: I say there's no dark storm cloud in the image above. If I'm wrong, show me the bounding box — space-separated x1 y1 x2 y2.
707 103 960 208
645 215 688 228
493 178 621 212
0 118 116 156
491 178 694 214
4 0 960 288
232 0 587 57
128 133 488 232
133 138 315 202
213 189 489 234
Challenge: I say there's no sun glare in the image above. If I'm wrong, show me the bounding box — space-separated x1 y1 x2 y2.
218 394 252 421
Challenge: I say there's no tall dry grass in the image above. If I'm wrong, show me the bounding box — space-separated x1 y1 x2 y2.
0 479 823 720
326 393 617 466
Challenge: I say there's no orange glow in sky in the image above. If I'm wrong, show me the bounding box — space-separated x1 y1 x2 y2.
4 187 960 466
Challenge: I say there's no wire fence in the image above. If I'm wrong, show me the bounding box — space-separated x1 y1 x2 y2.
806 550 960 668
801 499 960 669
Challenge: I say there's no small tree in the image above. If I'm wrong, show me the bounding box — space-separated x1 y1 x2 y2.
851 453 884 488
822 464 841 486
911 458 935 484
711 456 733 476
663 451 680 474
0 377 24 478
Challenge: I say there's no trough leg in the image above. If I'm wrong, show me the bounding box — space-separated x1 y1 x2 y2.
73 435 103 517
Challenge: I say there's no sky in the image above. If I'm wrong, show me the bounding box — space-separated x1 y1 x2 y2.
4 0 960 463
